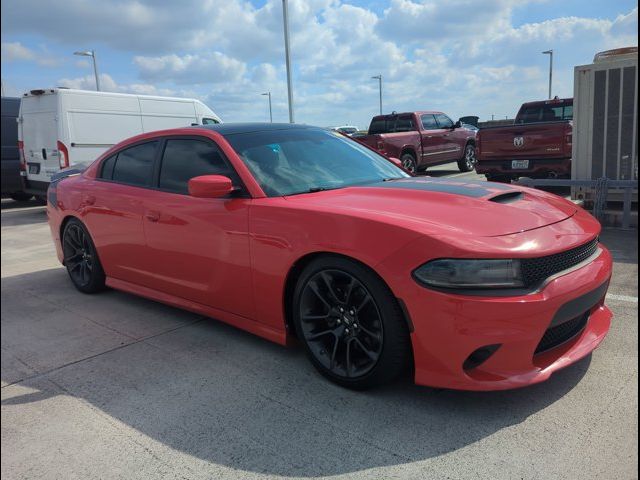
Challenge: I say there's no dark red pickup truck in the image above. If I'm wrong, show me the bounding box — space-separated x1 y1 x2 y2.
476 98 573 182
357 111 477 173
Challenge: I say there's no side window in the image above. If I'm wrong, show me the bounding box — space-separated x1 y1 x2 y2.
395 116 414 132
159 139 237 194
100 154 117 179
563 105 573 120
435 114 454 129
202 117 219 125
421 114 438 130
112 141 158 187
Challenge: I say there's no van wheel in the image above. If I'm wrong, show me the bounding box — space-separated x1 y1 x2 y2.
457 143 476 172
293 256 411 389
34 195 47 205
401 153 417 174
62 219 106 293
10 192 33 202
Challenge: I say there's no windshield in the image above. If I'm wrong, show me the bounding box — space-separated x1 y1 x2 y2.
225 128 409 196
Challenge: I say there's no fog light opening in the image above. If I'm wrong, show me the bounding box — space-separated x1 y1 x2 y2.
463 344 501 371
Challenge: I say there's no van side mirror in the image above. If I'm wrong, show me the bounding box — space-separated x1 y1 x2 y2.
188 175 233 198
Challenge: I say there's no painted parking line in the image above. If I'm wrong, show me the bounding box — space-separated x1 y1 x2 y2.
607 293 639 304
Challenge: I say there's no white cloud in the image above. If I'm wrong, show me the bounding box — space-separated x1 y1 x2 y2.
1 41 60 67
133 52 247 84
2 1 638 126
57 73 176 97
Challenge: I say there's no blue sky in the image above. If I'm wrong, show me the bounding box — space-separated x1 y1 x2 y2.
2 0 637 128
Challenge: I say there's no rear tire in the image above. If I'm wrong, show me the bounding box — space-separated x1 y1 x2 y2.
62 219 106 293
10 192 33 202
400 153 417 174
293 256 411 389
457 143 476 172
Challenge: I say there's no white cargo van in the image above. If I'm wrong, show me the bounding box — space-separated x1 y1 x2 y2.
18 88 222 196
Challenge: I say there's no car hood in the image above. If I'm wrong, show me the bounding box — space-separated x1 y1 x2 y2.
283 177 577 237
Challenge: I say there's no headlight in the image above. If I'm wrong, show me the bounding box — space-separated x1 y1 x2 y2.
413 259 525 289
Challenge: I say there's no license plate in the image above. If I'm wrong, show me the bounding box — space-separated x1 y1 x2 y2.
28 164 40 174
511 160 529 170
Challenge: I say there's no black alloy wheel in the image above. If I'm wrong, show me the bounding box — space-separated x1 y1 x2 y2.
62 219 105 293
293 257 411 389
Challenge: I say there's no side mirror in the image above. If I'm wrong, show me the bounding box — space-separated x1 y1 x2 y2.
388 157 402 168
453 120 462 129
188 175 233 198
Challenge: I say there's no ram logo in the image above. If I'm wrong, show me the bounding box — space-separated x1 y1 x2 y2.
513 136 525 147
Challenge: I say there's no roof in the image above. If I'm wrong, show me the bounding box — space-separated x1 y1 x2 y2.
371 111 443 119
194 122 318 136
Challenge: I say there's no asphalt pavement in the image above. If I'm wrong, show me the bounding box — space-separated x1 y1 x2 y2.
1 166 637 480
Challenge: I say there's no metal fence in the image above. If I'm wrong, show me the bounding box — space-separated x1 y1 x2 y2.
515 177 638 229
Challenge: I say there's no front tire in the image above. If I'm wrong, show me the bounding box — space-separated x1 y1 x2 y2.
293 256 411 389
62 219 106 293
457 143 476 172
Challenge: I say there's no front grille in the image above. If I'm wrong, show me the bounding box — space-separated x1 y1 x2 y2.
521 238 599 288
535 312 589 354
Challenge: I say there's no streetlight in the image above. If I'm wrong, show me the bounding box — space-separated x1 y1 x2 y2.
371 75 382 115
282 0 294 123
542 49 553 99
74 49 100 91
261 92 273 123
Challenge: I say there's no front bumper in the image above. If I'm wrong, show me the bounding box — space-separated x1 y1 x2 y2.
383 243 612 391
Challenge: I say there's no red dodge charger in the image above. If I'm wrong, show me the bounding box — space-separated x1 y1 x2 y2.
47 124 613 390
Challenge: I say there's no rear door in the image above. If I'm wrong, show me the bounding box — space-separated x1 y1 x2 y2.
83 140 159 285
140 136 253 317
21 93 59 184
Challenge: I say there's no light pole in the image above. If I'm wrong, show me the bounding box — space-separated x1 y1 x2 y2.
261 92 273 123
542 49 553 99
371 75 382 115
282 0 294 123
74 50 100 91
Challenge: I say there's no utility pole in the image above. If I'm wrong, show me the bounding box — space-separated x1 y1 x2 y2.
282 0 294 123
542 50 553 99
261 92 273 122
371 75 382 115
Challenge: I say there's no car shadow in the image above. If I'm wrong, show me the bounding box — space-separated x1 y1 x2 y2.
2 268 591 478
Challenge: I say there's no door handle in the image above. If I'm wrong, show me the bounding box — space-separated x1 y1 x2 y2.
145 210 160 222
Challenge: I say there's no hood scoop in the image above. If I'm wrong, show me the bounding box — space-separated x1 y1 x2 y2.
487 191 524 204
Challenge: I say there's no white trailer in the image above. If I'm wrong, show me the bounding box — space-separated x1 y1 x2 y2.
18 88 222 196
572 47 638 201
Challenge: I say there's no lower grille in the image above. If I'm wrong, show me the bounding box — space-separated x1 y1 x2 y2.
535 312 589 354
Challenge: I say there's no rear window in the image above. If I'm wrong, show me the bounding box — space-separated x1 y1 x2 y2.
368 116 415 134
517 103 573 123
111 141 158 187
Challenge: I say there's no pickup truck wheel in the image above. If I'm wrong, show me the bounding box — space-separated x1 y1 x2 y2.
457 144 476 172
401 153 417 174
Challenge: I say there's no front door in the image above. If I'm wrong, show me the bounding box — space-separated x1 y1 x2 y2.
140 137 254 318
434 113 462 161
419 114 449 166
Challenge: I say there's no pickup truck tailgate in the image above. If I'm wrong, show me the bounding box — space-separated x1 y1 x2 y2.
479 122 570 160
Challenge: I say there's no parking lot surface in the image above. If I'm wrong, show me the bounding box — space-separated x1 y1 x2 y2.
1 176 638 480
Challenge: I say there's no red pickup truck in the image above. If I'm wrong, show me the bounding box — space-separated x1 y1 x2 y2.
357 111 477 173
476 98 573 182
